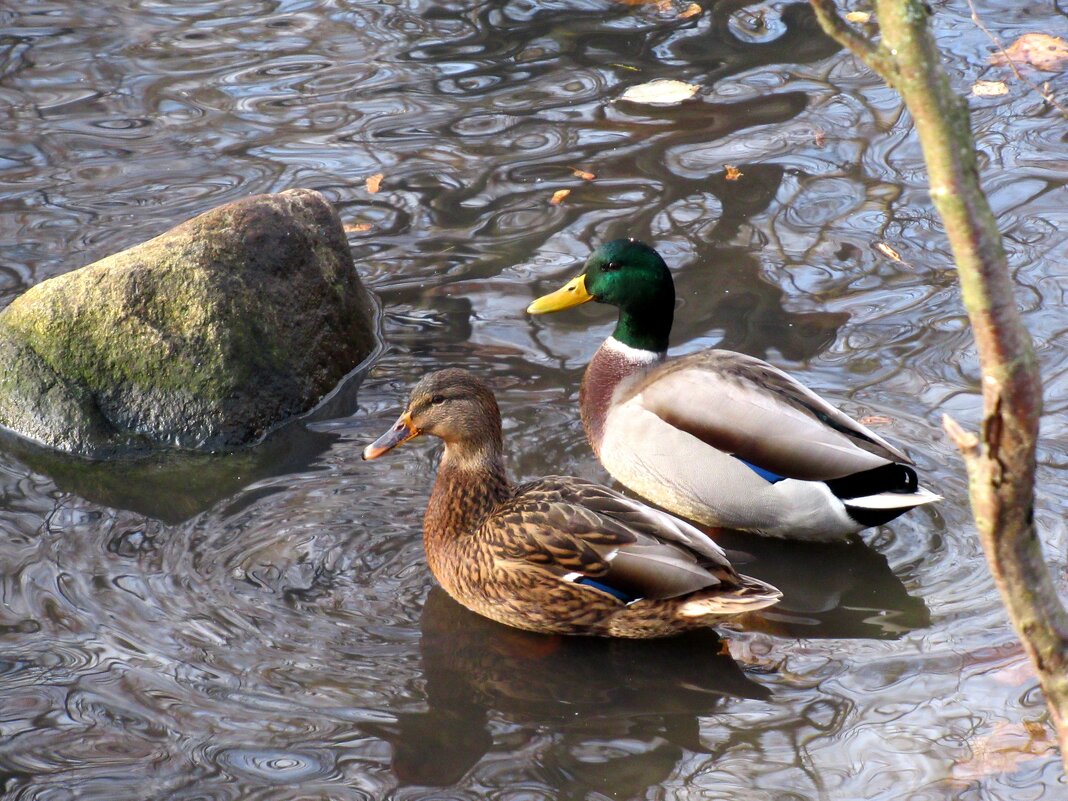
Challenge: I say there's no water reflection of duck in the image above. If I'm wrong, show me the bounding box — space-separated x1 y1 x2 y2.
528 240 940 541
716 530 930 639
362 368 780 638
367 586 769 787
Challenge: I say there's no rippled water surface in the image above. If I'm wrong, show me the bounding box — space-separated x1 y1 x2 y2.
2 1 1068 799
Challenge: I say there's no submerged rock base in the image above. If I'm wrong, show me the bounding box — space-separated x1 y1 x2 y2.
0 188 377 457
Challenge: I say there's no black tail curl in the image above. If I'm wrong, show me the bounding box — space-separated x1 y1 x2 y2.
824 463 919 500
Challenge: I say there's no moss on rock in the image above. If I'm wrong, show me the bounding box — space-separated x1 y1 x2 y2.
0 189 377 456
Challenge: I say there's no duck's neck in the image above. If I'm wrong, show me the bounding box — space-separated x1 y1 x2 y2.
613 305 671 355
580 336 666 454
424 444 511 573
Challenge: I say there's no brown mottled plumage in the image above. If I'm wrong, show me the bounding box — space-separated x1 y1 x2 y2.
363 368 781 638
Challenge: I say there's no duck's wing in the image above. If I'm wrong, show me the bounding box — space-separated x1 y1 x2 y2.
625 350 911 481
484 476 749 601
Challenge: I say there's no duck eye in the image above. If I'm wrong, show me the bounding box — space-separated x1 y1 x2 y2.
430 394 446 406
603 261 620 272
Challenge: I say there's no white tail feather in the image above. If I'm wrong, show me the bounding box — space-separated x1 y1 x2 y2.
844 486 941 510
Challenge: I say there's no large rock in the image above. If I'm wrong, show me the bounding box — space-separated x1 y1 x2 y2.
0 189 377 457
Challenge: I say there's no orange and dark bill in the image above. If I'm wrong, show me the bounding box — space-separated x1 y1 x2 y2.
362 411 420 460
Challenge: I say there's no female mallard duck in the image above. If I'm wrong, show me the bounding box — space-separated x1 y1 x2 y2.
362 368 781 638
527 239 940 542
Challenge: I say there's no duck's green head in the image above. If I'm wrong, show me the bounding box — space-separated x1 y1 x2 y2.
527 239 675 352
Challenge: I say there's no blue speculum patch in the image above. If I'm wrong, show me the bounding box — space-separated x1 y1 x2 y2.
736 457 786 484
575 576 638 603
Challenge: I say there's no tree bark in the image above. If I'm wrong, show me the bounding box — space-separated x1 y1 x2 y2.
810 0 1068 770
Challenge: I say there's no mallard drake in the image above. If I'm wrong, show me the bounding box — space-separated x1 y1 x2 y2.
362 368 781 638
527 239 940 541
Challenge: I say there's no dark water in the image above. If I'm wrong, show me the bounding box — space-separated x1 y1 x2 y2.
2 1 1067 798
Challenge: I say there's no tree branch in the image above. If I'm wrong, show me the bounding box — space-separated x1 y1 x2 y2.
808 0 896 78
812 0 1068 774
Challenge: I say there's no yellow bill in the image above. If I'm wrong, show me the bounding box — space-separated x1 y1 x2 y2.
526 274 593 314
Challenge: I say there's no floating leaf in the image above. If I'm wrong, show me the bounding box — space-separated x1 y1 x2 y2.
550 189 571 205
571 168 596 181
678 3 702 19
990 33 1068 72
724 165 743 181
952 721 1055 783
972 79 1009 97
874 242 903 262
343 222 373 233
1023 719 1047 739
859 415 893 426
813 128 826 147
845 11 871 24
365 173 384 193
620 79 700 105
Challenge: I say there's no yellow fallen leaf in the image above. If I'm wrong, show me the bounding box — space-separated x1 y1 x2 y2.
571 168 596 181
972 79 1009 97
845 11 871 23
874 242 903 262
678 3 702 19
620 79 700 105
1022 719 1047 739
990 33 1068 72
951 720 1055 783
365 173 384 193
859 415 893 425
550 189 571 205
343 222 372 233
724 165 743 181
